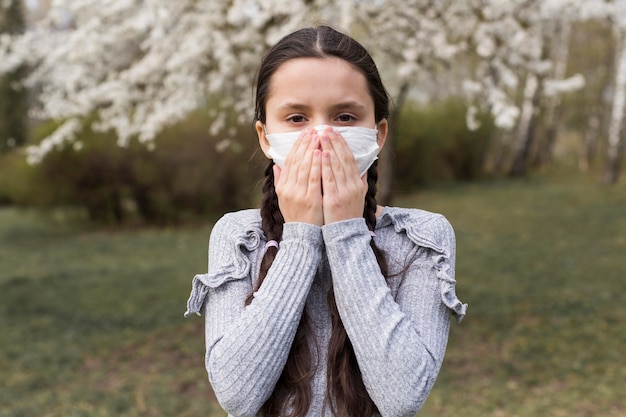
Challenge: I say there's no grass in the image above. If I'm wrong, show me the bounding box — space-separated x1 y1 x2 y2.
399 173 626 417
0 209 222 417
1 173 625 417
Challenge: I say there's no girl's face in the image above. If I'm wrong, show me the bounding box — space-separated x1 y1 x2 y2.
256 57 387 157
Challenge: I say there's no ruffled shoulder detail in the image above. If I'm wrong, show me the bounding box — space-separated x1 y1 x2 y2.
378 207 467 322
432 253 467 323
184 210 264 318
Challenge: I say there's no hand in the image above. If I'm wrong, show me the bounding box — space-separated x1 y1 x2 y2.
274 128 324 226
320 127 368 224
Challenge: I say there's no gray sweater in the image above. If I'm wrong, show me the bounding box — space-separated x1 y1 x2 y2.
185 206 466 417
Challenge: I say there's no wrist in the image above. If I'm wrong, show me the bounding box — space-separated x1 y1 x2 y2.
322 217 370 242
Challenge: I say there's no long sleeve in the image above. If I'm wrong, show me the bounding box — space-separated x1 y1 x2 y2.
322 215 462 417
203 216 323 417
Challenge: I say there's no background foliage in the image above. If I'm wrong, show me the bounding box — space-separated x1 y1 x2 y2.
0 100 498 224
394 98 495 188
0 110 266 224
1 172 624 417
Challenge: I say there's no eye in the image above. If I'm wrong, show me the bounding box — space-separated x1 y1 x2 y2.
287 115 307 123
336 114 356 123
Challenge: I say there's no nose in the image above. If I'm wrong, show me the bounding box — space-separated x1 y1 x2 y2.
311 126 334 141
310 116 334 128
311 120 335 133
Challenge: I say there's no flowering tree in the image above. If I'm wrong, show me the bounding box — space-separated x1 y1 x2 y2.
0 0 339 163
0 0 619 185
604 1 626 183
0 0 28 151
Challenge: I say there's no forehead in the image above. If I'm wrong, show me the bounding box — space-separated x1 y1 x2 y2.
266 57 373 108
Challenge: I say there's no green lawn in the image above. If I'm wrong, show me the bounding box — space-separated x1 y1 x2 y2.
1 173 625 417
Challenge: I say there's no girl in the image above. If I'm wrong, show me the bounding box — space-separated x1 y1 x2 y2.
185 25 466 417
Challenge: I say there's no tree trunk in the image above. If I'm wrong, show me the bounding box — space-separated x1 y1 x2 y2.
537 20 571 166
580 22 615 172
603 27 626 184
0 0 28 152
580 113 600 172
492 132 512 175
378 82 410 205
510 74 540 177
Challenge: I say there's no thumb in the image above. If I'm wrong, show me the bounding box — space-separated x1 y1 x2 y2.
273 164 282 183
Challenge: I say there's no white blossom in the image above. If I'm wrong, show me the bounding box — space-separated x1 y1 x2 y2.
25 118 82 164
544 74 586 97
466 105 481 131
0 0 617 160
476 36 496 58
462 80 482 96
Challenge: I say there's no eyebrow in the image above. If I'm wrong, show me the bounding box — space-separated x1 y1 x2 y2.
333 101 367 111
276 101 367 112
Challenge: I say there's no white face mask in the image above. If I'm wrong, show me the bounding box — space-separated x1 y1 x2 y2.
265 125 379 176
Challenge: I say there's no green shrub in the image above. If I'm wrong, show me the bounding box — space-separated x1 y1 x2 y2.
2 99 496 222
0 151 54 206
1 111 266 225
394 98 495 191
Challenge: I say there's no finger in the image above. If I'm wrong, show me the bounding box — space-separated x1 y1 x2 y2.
283 129 311 169
308 149 322 197
326 129 360 178
296 134 318 186
273 164 282 185
321 149 337 196
320 130 348 186
283 128 314 185
361 171 368 190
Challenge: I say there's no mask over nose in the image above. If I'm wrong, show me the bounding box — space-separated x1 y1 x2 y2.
264 125 379 176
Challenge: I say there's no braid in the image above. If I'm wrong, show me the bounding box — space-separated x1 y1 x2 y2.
363 160 379 231
364 160 388 274
252 160 314 417
326 160 388 417
326 289 377 417
259 161 284 283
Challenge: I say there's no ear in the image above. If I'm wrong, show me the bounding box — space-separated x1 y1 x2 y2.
376 118 388 152
256 120 271 158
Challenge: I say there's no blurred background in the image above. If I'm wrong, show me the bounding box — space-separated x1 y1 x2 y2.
0 1 625 416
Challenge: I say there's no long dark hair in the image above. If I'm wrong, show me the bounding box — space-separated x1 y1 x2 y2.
251 25 390 417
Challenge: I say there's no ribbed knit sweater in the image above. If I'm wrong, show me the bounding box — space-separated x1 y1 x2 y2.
185 206 466 417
